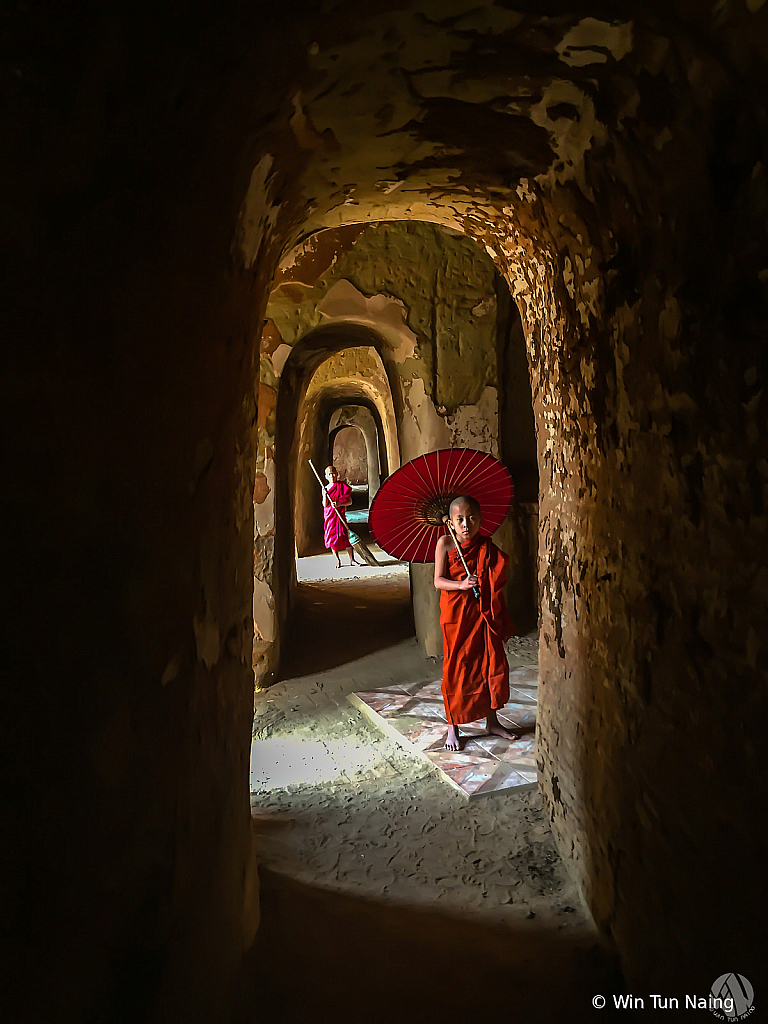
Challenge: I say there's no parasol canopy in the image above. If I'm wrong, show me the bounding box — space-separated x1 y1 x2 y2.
369 447 513 562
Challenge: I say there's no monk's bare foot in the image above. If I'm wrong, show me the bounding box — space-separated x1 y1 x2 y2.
444 725 462 751
486 711 522 741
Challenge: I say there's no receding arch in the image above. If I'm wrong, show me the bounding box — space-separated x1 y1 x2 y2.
15 4 768 1019
331 423 367 486
256 221 537 678
294 363 397 557
255 320 406 683
329 405 382 492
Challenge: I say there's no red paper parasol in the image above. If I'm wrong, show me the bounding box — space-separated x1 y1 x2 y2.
369 448 513 562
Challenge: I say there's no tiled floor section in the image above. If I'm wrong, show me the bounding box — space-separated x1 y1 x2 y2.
349 666 539 798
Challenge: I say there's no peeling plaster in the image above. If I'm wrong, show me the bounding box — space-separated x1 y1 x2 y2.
237 155 279 268
400 376 450 460
270 343 293 376
317 279 419 363
254 457 275 537
556 18 633 67
531 82 607 193
290 92 325 150
252 580 276 642
444 386 499 457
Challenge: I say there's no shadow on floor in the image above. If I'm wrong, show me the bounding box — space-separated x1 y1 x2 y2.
281 568 414 678
236 866 629 1024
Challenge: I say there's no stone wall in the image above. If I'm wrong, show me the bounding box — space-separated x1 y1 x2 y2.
332 426 367 484
8 3 768 1020
232 3 768 988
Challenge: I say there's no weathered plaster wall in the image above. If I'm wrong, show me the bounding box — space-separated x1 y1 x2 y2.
267 221 502 445
495 276 540 632
10 2 768 1020
329 410 379 491
232 2 768 989
230 0 768 995
332 426 367 482
7 7 275 1020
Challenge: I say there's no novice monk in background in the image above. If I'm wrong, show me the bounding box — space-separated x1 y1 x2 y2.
323 465 358 568
434 495 518 751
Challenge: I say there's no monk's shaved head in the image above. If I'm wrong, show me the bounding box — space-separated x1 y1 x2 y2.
449 494 481 516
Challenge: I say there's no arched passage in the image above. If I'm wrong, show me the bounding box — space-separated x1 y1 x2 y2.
15 5 768 1020
255 221 537 680
253 320 406 684
294 352 397 556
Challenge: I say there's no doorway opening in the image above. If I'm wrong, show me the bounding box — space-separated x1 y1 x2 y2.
250 220 569 946
287 341 410 666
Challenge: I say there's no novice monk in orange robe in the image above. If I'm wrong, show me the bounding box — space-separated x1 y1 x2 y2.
433 495 518 751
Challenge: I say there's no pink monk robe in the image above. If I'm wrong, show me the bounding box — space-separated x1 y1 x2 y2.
439 535 515 725
323 480 352 552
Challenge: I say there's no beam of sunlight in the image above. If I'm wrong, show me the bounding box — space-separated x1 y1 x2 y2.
250 733 395 789
295 548 407 582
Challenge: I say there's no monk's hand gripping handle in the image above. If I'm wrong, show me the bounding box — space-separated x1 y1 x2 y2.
444 518 481 601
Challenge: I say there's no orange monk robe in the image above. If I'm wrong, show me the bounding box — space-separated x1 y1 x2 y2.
439 535 515 725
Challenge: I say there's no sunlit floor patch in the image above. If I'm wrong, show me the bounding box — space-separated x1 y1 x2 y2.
250 728 400 789
295 545 407 583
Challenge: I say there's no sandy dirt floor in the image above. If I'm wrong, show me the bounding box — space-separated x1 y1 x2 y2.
243 552 625 1021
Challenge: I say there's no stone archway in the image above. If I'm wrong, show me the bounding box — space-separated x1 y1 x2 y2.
254 321 403 684
256 220 534 675
295 385 394 556
15 5 768 1019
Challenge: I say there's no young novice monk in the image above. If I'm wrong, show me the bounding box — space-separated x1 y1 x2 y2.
322 465 358 568
433 495 518 751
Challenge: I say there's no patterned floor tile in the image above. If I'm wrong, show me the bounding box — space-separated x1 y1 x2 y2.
392 718 451 751
399 678 443 698
355 691 416 716
402 699 447 721
508 687 538 705
351 678 539 798
497 735 537 766
428 752 499 796
475 765 538 795
428 751 496 771
463 735 509 758
497 704 537 728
